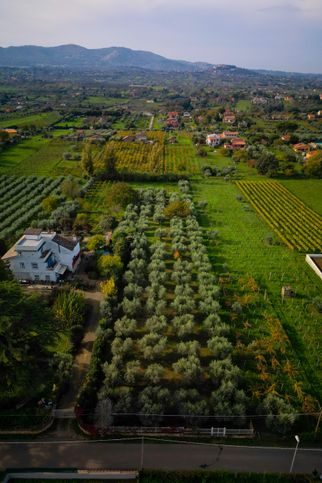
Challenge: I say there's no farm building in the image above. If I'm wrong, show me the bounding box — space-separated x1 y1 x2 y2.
2 229 81 283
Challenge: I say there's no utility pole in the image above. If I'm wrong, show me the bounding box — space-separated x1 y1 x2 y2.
314 408 322 438
140 435 144 470
289 435 300 473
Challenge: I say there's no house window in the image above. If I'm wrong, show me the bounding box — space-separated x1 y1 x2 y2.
20 262 25 269
31 263 38 269
45 275 50 282
34 275 40 281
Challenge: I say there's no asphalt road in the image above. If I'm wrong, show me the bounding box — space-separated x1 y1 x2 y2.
0 440 321 474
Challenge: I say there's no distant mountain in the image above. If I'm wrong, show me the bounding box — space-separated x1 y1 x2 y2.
0 44 213 72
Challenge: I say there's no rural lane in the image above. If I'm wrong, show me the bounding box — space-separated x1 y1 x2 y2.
0 440 321 474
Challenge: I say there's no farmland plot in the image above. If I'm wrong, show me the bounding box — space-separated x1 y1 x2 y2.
236 181 322 252
90 184 309 431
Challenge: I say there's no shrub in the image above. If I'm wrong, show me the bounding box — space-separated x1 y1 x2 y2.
97 254 123 279
105 182 139 210
87 234 106 251
164 200 191 219
53 288 86 329
100 278 117 299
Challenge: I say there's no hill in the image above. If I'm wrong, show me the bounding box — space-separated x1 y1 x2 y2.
0 44 213 72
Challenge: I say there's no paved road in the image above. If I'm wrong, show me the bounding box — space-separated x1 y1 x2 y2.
0 440 321 474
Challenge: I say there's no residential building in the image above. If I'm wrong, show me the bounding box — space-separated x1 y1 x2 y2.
221 131 240 139
293 143 309 153
281 134 291 142
231 138 246 149
223 111 236 124
206 133 221 147
252 96 268 105
305 150 320 160
0 128 18 138
2 229 81 283
167 111 179 120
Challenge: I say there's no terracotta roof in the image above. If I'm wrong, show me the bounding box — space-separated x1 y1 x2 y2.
306 150 320 159
293 143 309 151
53 234 79 251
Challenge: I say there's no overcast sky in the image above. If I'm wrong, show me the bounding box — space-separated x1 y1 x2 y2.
1 0 322 73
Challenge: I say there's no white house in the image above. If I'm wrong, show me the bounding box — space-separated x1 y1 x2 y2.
2 229 81 283
206 134 221 147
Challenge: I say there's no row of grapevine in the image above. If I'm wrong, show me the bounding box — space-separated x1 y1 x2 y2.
165 145 199 175
236 181 322 252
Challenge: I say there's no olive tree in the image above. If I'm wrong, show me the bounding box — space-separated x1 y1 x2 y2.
172 355 201 384
144 363 164 384
207 336 232 359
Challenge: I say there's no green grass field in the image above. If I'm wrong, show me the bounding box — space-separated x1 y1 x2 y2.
193 178 322 403
85 96 129 106
0 111 61 128
0 133 82 175
236 100 252 112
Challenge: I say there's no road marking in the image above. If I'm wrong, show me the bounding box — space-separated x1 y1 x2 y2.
0 438 322 452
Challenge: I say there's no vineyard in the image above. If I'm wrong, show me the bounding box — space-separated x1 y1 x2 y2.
94 131 200 175
236 180 322 252
105 141 162 174
165 145 199 174
0 175 63 239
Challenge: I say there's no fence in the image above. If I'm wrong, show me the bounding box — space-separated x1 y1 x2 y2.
86 425 254 438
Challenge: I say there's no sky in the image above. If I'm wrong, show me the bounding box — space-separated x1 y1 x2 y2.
1 0 322 73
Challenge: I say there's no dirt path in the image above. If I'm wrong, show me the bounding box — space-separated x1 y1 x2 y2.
58 289 103 410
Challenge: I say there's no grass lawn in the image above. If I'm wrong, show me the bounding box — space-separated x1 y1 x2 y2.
279 179 322 216
193 177 322 402
236 100 252 112
152 114 164 130
0 111 61 128
200 150 262 179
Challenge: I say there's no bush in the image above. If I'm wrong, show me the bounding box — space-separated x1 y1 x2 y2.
100 278 117 299
164 200 191 219
97 254 123 279
87 234 106 251
105 182 139 210
53 288 86 329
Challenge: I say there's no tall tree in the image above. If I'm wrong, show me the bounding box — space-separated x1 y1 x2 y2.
81 144 94 176
0 281 55 405
103 145 117 177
